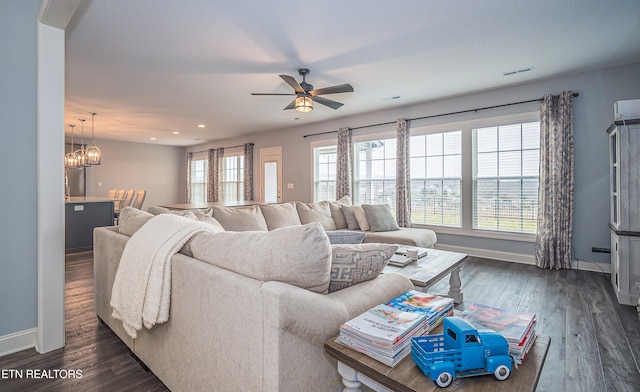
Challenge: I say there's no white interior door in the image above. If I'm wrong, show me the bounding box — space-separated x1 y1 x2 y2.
260 146 282 203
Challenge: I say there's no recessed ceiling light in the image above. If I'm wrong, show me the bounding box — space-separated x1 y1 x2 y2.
150 137 157 140
197 124 206 128
172 131 180 135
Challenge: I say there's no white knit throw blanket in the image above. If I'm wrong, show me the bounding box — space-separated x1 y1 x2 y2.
111 214 215 338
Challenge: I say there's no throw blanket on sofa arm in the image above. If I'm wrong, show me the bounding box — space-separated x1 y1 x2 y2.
111 214 218 338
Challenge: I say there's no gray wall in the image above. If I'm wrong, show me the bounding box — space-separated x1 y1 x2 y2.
0 0 40 336
187 62 640 264
82 139 185 209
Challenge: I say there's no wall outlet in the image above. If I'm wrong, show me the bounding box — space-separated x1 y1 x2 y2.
98 181 102 187
287 183 294 189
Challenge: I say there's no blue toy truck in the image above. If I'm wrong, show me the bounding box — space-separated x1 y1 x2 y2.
411 316 512 388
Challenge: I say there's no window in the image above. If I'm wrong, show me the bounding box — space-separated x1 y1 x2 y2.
191 158 207 203
354 139 397 209
410 131 462 227
313 145 337 202
473 121 540 234
222 155 244 202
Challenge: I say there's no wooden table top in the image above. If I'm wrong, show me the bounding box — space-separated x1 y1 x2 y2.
384 248 467 287
325 333 550 392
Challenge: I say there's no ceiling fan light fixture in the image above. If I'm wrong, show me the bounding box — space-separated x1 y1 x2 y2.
295 96 313 112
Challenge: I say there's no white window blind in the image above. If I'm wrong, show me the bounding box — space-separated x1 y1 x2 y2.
354 139 397 210
313 145 337 202
410 130 462 227
473 122 540 233
191 158 207 203
222 155 244 202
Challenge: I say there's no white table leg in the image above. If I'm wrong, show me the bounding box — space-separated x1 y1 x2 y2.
338 361 362 392
448 266 463 304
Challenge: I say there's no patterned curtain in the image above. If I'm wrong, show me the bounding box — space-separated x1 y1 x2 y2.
535 91 575 269
396 118 411 227
207 149 216 202
243 143 254 201
186 152 193 203
336 127 352 200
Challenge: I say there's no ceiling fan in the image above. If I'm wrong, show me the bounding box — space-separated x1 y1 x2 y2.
251 68 354 112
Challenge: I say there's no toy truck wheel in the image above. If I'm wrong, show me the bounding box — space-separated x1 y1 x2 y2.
493 365 511 381
435 371 453 388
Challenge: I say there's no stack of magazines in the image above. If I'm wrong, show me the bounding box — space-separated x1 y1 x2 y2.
336 291 454 367
458 303 537 365
385 290 454 333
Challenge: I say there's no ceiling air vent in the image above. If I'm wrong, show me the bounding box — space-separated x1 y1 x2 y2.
503 66 534 76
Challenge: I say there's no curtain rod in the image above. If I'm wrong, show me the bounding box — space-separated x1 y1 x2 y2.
190 143 253 155
302 92 579 138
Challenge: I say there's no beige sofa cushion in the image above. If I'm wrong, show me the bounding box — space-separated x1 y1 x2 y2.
352 205 370 231
364 227 437 248
328 243 397 293
212 205 268 231
259 202 302 230
296 201 337 230
329 195 352 230
190 222 332 293
118 207 154 236
362 204 400 232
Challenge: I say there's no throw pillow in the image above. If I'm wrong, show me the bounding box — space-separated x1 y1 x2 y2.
118 207 154 236
259 202 302 230
329 195 352 230
325 230 366 245
328 243 398 293
212 205 268 231
341 205 361 230
147 205 170 215
296 201 337 231
191 222 332 293
362 204 401 232
352 205 370 231
192 208 214 219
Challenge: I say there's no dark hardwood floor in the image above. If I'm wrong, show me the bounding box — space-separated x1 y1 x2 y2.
1 252 639 391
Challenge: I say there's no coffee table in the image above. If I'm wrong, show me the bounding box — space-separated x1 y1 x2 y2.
325 333 550 392
384 248 467 304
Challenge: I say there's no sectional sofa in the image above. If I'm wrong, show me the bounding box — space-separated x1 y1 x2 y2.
93 200 437 391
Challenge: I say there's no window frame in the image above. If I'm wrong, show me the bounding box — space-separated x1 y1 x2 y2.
221 151 244 202
190 152 208 204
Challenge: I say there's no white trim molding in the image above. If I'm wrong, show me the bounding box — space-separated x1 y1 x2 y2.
435 243 611 274
0 328 37 357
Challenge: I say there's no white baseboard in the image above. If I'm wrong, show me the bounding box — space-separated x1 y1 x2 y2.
0 328 37 358
434 244 611 274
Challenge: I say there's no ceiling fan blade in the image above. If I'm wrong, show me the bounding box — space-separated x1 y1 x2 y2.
308 83 354 96
311 95 344 110
279 75 305 93
250 93 296 96
283 99 297 110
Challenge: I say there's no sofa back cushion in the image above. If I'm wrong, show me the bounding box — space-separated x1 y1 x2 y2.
296 201 336 230
329 195 352 230
341 205 361 230
329 243 397 293
259 202 302 230
190 222 332 293
118 206 155 236
212 205 268 231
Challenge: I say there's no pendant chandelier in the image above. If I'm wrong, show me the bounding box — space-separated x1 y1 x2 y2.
86 112 102 165
64 124 80 169
74 118 89 167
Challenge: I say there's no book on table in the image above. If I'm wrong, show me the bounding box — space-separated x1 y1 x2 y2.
388 253 414 267
457 302 537 365
393 244 429 259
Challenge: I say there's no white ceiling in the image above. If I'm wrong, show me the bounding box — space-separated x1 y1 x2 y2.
64 0 640 146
